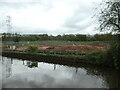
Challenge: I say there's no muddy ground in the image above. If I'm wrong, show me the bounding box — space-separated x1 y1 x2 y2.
3 42 109 54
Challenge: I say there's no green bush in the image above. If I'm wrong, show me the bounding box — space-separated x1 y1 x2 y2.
82 51 102 64
96 51 114 67
27 46 38 53
109 43 120 69
95 42 120 69
84 51 115 67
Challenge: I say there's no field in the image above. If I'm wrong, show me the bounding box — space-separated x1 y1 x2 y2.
2 41 109 55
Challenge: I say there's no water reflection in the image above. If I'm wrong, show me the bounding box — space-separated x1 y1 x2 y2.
0 56 2 89
2 57 12 78
26 61 38 68
1 57 120 88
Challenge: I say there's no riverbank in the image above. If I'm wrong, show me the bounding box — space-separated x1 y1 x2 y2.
2 50 115 69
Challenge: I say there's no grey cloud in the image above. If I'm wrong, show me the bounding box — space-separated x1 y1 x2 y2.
62 6 94 33
0 0 99 35
0 1 53 11
11 27 54 34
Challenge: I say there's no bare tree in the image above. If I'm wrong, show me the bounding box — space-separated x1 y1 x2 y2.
98 1 120 33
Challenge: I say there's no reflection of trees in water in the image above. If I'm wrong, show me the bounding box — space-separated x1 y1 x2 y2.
62 62 119 88
23 58 119 88
2 56 119 88
26 61 38 68
84 66 120 88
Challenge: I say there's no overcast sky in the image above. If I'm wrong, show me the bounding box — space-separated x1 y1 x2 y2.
0 0 103 35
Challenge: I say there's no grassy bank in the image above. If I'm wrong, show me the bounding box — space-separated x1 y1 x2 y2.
2 50 118 69
2 50 85 59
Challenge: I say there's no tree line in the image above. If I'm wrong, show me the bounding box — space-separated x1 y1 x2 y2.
1 33 119 42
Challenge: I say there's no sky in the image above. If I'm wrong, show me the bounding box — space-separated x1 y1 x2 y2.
0 0 103 35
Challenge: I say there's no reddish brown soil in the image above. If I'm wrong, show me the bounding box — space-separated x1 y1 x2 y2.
12 44 107 54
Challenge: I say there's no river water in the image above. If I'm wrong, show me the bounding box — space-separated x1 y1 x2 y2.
1 56 120 88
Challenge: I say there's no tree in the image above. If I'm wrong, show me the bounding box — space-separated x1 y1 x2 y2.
97 1 120 69
98 1 120 33
13 33 20 43
76 34 87 41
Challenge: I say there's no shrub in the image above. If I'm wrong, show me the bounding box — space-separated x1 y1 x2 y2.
84 51 115 67
82 51 102 64
27 46 38 53
95 42 120 69
109 43 120 69
96 51 114 67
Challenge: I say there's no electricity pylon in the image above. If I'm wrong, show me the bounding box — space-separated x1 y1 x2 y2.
6 15 13 49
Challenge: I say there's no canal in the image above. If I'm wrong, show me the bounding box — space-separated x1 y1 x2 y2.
1 56 120 88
